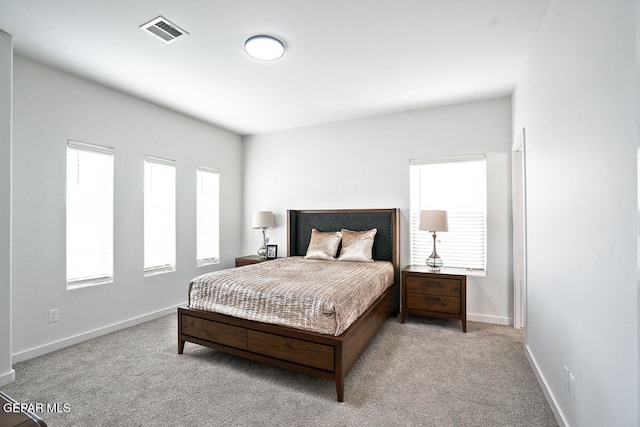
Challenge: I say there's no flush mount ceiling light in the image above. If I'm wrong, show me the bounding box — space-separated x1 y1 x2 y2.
244 35 285 61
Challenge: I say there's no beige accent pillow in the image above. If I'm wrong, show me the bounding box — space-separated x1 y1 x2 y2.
304 229 342 260
337 228 377 262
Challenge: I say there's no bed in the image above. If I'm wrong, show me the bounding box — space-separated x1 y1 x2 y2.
177 208 400 401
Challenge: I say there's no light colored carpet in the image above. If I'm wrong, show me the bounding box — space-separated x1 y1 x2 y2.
1 314 558 426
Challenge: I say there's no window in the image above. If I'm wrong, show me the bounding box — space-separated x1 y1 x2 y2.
66 141 114 287
144 156 176 275
196 166 220 266
409 155 487 273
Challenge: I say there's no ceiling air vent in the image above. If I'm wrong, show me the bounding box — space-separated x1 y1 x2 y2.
140 16 188 43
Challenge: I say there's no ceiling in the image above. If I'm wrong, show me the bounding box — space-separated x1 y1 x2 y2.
0 0 550 136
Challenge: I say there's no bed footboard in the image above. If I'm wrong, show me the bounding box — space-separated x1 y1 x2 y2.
178 284 396 402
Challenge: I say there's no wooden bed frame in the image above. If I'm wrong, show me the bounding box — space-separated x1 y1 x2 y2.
178 208 400 401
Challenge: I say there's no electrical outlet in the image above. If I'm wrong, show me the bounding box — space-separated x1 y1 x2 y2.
568 373 575 399
48 309 59 323
563 365 570 389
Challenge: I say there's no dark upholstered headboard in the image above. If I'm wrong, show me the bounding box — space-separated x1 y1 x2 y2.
287 208 400 273
287 208 401 312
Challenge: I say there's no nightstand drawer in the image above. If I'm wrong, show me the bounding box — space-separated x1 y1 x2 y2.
235 255 271 267
405 276 461 296
406 292 460 314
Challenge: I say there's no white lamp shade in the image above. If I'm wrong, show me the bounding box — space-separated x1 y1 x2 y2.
252 211 275 229
419 210 448 232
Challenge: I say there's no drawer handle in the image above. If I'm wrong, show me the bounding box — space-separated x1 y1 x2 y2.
422 281 441 286
424 297 442 303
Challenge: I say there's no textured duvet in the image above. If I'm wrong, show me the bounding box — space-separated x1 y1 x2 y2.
188 256 394 336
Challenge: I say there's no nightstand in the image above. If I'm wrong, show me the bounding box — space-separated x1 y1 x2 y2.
234 255 273 267
400 265 467 332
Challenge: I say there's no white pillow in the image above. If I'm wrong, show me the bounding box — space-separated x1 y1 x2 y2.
304 229 342 260
337 228 377 262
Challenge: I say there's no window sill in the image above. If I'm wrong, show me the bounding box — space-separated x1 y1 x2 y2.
67 279 113 290
197 259 220 267
144 266 176 277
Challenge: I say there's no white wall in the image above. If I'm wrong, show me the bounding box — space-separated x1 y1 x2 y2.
637 0 640 416
0 30 14 386
243 97 513 324
11 56 243 359
512 0 638 426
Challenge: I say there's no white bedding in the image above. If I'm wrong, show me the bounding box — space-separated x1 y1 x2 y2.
188 256 394 336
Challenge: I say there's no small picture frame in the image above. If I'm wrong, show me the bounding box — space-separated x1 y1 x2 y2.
266 245 278 259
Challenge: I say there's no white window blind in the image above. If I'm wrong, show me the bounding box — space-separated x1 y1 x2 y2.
144 156 176 275
66 140 114 287
196 166 220 266
409 155 487 273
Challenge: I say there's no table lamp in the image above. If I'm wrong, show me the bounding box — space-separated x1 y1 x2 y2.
252 211 275 258
419 210 448 270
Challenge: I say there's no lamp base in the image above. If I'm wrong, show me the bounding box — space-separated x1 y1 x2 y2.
426 256 443 271
257 228 267 258
426 231 443 271
257 243 267 258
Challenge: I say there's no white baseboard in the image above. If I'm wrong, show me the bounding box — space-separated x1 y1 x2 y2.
0 368 15 386
524 343 568 427
12 304 184 363
467 313 511 325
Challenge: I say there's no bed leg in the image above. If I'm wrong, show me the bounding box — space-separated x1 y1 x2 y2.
178 339 185 354
336 379 344 402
